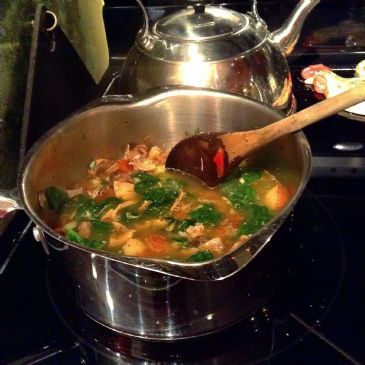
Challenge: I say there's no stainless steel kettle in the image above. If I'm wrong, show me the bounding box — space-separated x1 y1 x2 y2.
119 0 320 115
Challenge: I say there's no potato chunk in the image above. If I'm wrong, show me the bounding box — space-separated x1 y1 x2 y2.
123 238 146 256
264 184 289 211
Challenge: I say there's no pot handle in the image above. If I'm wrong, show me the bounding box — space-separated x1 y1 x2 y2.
0 189 21 219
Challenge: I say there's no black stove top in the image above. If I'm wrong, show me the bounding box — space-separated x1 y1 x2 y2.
1 1 365 364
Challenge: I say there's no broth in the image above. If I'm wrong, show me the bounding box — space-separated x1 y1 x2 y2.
39 144 294 262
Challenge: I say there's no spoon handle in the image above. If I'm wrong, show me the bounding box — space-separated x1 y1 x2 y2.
254 83 365 145
222 83 365 162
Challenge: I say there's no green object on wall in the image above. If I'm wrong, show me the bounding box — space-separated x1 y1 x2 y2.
0 0 109 189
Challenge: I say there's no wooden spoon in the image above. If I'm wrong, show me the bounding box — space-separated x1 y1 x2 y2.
165 84 365 187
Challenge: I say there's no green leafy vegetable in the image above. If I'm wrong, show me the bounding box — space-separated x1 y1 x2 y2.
188 250 213 262
174 219 195 232
172 236 189 247
132 172 159 194
189 204 222 226
240 170 263 183
89 220 112 243
44 186 70 212
119 207 142 224
73 196 122 221
135 176 181 219
160 178 181 192
66 228 106 249
237 205 272 235
143 204 170 218
143 187 178 205
221 177 257 210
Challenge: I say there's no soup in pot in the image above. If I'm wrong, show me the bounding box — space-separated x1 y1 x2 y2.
39 144 293 262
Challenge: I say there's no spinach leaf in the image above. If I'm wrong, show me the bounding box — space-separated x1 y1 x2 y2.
174 219 195 232
66 228 106 249
240 170 263 183
132 172 159 194
172 236 189 247
143 187 178 205
140 179 180 218
89 220 113 243
44 186 70 212
160 178 181 193
187 250 213 262
63 194 88 213
119 207 142 224
221 178 256 210
237 205 272 235
143 203 170 218
189 204 222 226
73 196 122 221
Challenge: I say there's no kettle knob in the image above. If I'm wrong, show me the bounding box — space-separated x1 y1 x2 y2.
185 0 213 13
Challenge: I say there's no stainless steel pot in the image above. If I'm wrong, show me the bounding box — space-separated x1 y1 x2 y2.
0 87 311 340
119 0 320 115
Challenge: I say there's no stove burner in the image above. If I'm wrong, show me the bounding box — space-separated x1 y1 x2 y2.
46 191 345 364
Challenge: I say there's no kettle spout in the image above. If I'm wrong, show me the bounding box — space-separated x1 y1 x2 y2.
271 0 320 56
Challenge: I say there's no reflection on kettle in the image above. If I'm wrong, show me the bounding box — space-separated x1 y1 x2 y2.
119 0 320 115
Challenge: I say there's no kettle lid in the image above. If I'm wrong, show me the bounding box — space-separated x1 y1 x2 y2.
138 4 268 62
154 5 246 41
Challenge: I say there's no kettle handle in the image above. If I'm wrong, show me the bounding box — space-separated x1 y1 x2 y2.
251 0 265 23
135 0 149 36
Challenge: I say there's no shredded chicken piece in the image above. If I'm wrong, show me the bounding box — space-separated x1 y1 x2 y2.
109 230 136 248
78 221 91 239
176 247 199 259
199 237 224 253
147 146 162 160
125 144 149 161
157 148 170 164
111 221 128 232
87 177 104 199
104 162 119 175
88 159 115 176
229 235 249 252
170 191 185 213
186 223 205 238
101 201 137 221
138 200 151 213
114 173 134 183
66 187 83 198
135 144 149 158
134 219 168 231
171 200 191 219
129 161 157 171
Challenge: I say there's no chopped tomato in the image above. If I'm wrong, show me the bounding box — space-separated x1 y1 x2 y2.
117 158 132 173
213 147 225 178
146 234 167 252
301 64 331 80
